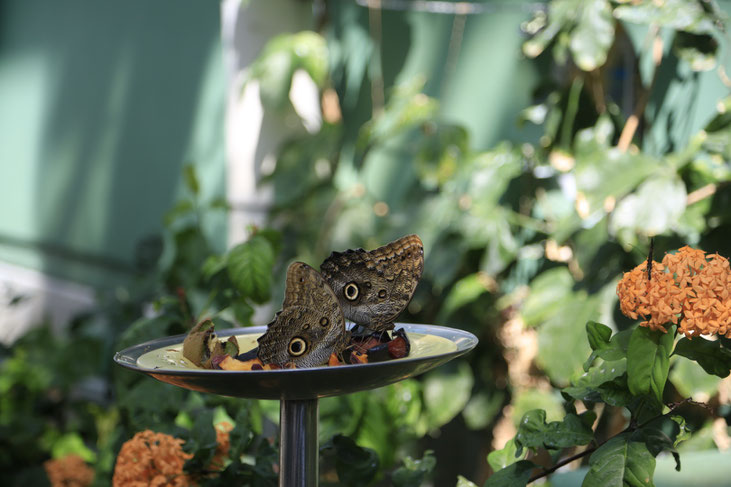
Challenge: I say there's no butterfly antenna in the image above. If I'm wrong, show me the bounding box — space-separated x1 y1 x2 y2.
647 237 654 281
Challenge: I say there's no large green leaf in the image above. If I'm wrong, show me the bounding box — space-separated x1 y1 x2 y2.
582 435 656 487
569 0 615 71
673 337 731 378
515 409 596 453
226 235 275 304
627 326 676 406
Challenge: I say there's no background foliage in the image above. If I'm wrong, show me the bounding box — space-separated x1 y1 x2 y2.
2 0 731 485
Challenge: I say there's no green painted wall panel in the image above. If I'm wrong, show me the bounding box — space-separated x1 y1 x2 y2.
0 0 226 286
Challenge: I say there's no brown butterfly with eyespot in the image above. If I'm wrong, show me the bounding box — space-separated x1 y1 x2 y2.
257 262 349 368
320 234 424 332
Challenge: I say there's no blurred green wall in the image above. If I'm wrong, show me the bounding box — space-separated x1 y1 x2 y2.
0 0 226 287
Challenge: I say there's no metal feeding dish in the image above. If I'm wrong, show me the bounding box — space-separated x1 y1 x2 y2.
114 323 478 486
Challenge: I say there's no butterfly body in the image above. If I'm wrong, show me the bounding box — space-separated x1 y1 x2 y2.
258 262 348 368
320 234 424 332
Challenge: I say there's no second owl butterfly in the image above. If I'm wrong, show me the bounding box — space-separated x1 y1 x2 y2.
257 262 349 368
320 234 424 332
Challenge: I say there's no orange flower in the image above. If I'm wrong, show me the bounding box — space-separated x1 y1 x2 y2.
112 430 193 487
616 261 684 332
617 246 731 338
44 454 94 487
663 249 731 338
209 421 234 471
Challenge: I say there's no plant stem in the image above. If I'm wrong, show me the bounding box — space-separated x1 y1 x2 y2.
527 444 599 483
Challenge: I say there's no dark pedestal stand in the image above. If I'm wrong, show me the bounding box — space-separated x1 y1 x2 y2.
279 399 319 486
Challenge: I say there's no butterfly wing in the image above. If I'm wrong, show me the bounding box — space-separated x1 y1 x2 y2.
258 262 348 368
320 234 424 331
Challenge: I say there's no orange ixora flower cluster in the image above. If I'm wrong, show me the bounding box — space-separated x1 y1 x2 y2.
44 454 94 487
112 430 193 487
617 246 731 338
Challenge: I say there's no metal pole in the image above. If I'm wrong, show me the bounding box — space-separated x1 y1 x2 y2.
279 398 319 487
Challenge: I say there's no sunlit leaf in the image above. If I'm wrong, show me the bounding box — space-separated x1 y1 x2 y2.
614 0 721 35
487 439 527 472
569 0 614 71
456 476 479 487
609 176 687 243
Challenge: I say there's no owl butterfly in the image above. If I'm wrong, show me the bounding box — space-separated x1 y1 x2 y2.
320 234 424 332
257 262 349 368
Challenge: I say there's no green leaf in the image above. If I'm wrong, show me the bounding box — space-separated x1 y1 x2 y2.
670 415 691 448
323 434 379 487
423 362 473 429
164 199 195 226
456 476 479 487
564 358 631 407
536 293 597 384
484 460 535 487
582 435 656 487
439 273 492 320
569 0 614 71
183 164 200 196
391 451 436 487
669 356 721 399
463 391 504 430
632 424 680 471
614 0 721 35
201 254 227 280
226 235 275 304
521 267 575 327
51 433 96 463
522 0 579 59
515 409 595 453
183 409 218 472
587 321 612 351
673 31 719 71
584 324 629 370
627 325 675 405
609 176 687 242
673 337 731 378
487 439 527 472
